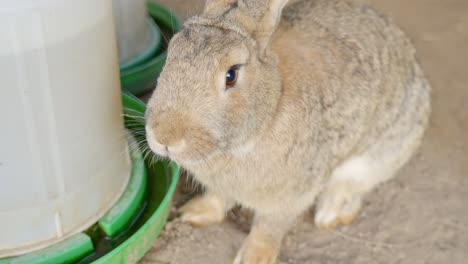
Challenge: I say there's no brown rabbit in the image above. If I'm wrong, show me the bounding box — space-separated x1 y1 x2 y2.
145 0 431 263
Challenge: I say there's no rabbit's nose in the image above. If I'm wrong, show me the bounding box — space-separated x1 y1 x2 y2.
153 133 177 148
146 127 175 156
146 117 187 155
153 125 184 146
152 131 183 151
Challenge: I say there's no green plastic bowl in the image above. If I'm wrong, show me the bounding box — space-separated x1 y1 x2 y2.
119 18 162 72
120 1 182 95
0 2 180 262
74 92 178 264
91 161 179 264
0 82 179 264
85 92 179 263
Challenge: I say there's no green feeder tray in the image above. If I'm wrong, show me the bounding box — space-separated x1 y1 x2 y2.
0 234 94 264
86 161 179 264
120 1 182 95
81 93 180 264
119 18 162 72
98 137 148 238
0 2 181 262
0 93 180 264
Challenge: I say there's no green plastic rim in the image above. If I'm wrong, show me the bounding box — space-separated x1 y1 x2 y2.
1 114 179 264
0 2 181 261
120 1 182 95
92 161 179 264
146 1 182 31
98 139 148 238
119 18 162 72
0 234 93 264
86 93 180 263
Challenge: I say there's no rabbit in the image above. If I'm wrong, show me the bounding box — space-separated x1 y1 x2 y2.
145 0 431 263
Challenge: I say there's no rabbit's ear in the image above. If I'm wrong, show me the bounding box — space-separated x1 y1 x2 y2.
202 0 289 55
204 0 239 16
240 0 289 55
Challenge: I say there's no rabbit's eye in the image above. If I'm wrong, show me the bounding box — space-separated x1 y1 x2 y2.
225 66 239 89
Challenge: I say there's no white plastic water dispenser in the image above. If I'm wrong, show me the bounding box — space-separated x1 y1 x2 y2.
0 0 131 257
112 0 153 64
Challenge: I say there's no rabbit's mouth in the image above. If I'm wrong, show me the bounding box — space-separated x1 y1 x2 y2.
166 150 219 169
146 124 220 166
173 156 208 166
167 141 228 169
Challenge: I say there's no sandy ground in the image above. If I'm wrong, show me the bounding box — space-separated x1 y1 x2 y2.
141 0 468 263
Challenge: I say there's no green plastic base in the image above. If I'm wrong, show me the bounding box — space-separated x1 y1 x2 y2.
0 3 180 259
119 18 162 72
0 234 94 264
120 1 182 95
98 140 148 238
0 93 179 264
80 93 180 263
92 162 179 264
1 160 179 264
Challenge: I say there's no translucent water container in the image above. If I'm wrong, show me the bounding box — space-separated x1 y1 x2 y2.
0 0 131 257
112 0 153 64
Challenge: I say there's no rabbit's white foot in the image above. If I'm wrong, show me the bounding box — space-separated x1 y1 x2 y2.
314 189 362 229
179 192 229 227
315 156 374 229
233 230 280 264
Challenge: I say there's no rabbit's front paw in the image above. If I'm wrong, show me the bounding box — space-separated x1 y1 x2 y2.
233 233 279 264
314 187 362 229
179 193 226 227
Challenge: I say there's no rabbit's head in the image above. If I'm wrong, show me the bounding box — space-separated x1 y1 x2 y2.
146 0 289 165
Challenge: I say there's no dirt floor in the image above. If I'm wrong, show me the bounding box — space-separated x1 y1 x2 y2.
141 0 468 263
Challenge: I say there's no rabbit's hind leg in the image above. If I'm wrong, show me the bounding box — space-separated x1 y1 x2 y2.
314 113 427 229
315 79 429 229
314 155 375 229
314 136 423 229
314 140 425 229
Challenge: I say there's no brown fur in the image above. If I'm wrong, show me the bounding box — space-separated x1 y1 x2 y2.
146 0 431 263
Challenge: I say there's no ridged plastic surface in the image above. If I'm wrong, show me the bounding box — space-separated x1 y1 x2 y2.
98 143 148 237
113 0 153 64
0 0 130 257
0 234 94 264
